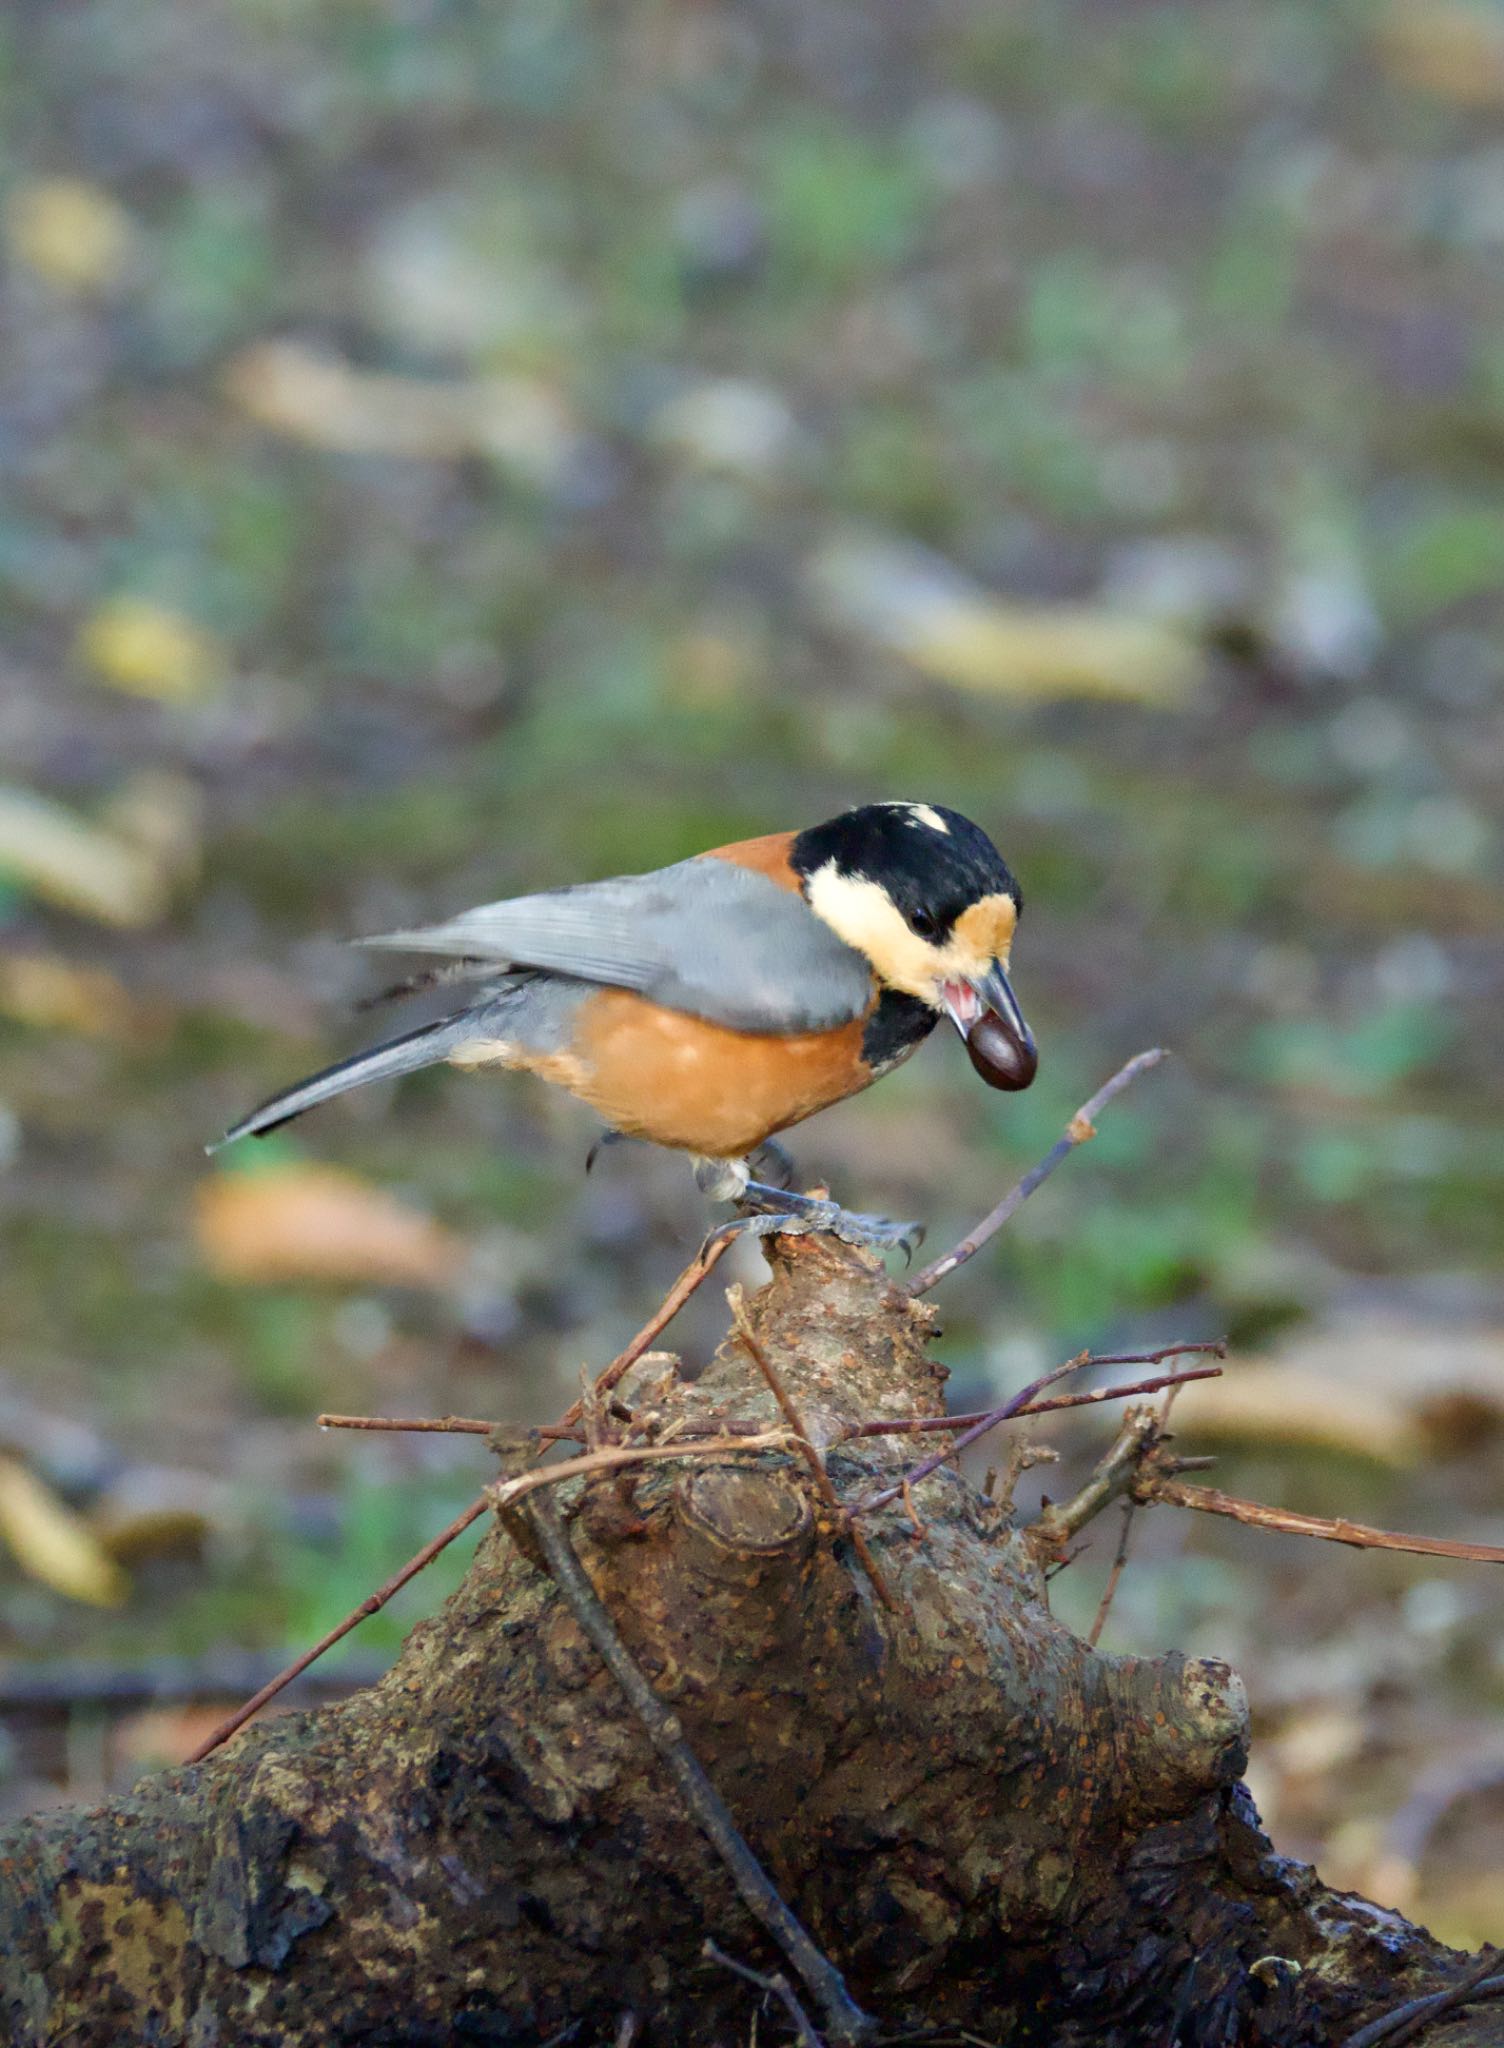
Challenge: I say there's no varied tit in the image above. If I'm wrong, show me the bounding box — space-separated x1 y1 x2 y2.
213 801 1037 1253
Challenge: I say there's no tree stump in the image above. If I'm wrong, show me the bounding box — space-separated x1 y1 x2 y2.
0 1237 1486 2045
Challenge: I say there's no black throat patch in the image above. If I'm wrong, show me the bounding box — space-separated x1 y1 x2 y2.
861 989 937 1075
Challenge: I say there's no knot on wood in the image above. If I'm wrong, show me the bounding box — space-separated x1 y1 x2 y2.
675 1464 814 1576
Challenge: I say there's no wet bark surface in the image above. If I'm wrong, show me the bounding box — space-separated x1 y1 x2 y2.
0 1239 1484 2045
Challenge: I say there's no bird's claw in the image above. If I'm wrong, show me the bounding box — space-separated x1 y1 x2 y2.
700 1196 924 1264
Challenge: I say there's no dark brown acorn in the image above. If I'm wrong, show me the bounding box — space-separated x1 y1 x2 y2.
966 1012 1038 1091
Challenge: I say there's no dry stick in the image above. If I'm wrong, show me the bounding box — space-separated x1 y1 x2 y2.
847 1348 1225 1437
907 1047 1168 1297
557 1236 732 1430
183 1492 492 1765
1343 1948 1503 2048
1143 1477 1504 1566
195 1249 736 1763
704 1939 824 2048
1086 1369 1193 1647
853 1365 1219 1434
1087 1501 1138 1648
850 1354 1092 1520
320 1412 495 1435
322 1356 1225 1454
527 1491 874 2047
488 1433 791 1513
319 1362 1222 1452
730 1297 898 1613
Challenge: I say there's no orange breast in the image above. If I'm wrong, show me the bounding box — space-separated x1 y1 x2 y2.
569 987 873 1157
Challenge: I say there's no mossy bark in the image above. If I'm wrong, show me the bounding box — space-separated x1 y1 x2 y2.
0 1239 1483 2044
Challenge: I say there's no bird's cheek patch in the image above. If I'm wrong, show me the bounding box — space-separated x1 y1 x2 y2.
949 895 1017 973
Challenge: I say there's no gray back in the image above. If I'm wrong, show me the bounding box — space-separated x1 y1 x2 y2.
361 855 875 1034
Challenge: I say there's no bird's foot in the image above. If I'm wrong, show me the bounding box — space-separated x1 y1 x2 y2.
701 1180 924 1262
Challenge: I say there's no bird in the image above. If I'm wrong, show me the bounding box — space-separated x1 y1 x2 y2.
212 801 1038 1254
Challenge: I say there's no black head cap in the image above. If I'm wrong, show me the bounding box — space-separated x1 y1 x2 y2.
790 803 1022 942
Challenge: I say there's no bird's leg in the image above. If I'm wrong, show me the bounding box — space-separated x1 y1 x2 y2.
586 1127 629 1174
748 1137 796 1190
692 1156 924 1261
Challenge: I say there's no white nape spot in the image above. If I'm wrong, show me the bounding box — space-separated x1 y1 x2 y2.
883 800 949 833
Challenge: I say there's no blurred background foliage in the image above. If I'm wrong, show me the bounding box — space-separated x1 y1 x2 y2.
1 0 1502 1945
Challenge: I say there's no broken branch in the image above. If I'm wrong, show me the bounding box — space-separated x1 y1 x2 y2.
1142 1478 1504 1566
850 1354 1094 1519
184 1491 492 1764
907 1047 1168 1296
731 1294 897 1612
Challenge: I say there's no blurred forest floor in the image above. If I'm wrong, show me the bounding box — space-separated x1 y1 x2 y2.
1 0 1502 1949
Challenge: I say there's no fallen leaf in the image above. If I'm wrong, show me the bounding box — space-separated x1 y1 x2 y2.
223 339 583 486
650 378 799 475
1375 0 1504 108
0 784 176 926
0 953 141 1037
101 770 205 889
112 1705 249 1771
807 533 1203 704
195 1162 467 1289
1172 1311 1504 1466
0 1454 129 1607
1170 1363 1415 1469
77 597 221 703
6 177 135 293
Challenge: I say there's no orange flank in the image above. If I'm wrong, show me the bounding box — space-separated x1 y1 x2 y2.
570 986 874 1156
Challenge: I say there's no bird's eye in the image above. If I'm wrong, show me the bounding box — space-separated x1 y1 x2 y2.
910 909 942 941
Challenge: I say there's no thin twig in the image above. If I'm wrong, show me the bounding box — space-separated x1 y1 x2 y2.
319 1412 495 1435
907 1048 1168 1296
705 1939 825 2048
730 1295 898 1613
319 1343 1225 1448
1343 1949 1502 2048
850 1354 1095 1519
1087 1501 1137 1647
1142 1478 1504 1565
211 1245 748 1765
557 1237 731 1431
852 1365 1218 1434
317 1360 1220 1454
527 1492 873 2046
183 1492 492 1764
847 1349 1224 1438
488 1433 791 1513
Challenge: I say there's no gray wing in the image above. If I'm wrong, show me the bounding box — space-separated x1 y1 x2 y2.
356 856 874 1034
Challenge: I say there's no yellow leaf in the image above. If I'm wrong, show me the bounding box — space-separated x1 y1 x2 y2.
1170 1363 1415 1469
807 534 1203 705
77 597 221 703
6 177 134 293
223 339 580 485
1375 1 1504 108
0 1454 129 1607
101 770 205 888
0 784 175 927
0 952 139 1037
195 1163 466 1289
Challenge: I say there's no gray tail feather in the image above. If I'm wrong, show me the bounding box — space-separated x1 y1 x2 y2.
208 1011 474 1152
